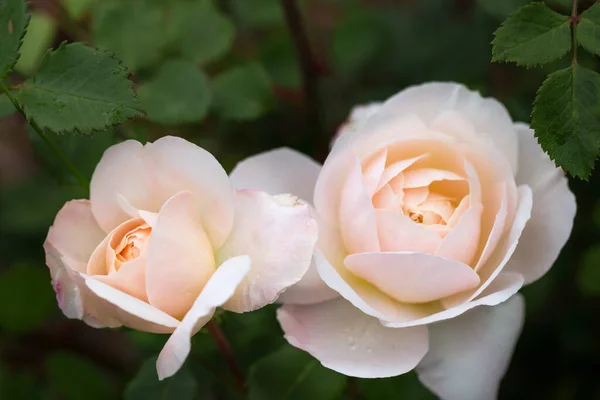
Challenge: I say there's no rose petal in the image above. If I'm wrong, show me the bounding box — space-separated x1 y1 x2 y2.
402 168 464 189
376 154 428 191
441 186 532 309
315 245 436 322
504 124 576 284
372 82 518 174
116 194 158 227
91 137 235 248
362 148 388 196
339 157 380 253
146 192 216 319
144 136 234 249
345 252 480 303
46 200 106 267
277 298 428 378
315 116 429 229
474 185 508 272
277 249 339 305
435 203 483 265
94 256 148 301
376 209 442 253
90 140 154 232
417 294 524 400
218 190 318 313
372 184 402 211
382 272 524 328
85 276 180 333
229 147 321 202
157 255 251 380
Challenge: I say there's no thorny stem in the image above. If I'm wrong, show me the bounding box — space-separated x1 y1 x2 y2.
571 0 579 64
207 320 246 394
0 80 90 191
280 0 323 150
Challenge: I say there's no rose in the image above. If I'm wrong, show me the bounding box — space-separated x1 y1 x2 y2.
44 136 317 380
230 83 576 399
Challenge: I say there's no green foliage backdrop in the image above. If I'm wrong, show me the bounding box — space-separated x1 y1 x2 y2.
1 0 599 399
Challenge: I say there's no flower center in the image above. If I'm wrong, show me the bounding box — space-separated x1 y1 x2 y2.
115 225 151 266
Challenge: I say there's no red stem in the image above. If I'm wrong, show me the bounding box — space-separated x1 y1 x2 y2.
207 320 245 393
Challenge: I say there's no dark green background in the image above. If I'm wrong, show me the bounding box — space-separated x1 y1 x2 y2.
1 0 598 398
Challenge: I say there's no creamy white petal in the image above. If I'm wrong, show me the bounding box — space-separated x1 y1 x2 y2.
417 294 524 400
278 298 428 378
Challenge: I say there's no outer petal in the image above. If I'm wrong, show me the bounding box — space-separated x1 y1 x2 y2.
90 140 156 232
157 256 251 380
417 294 525 400
315 246 435 323
382 272 524 328
277 298 428 378
84 276 180 333
371 82 519 173
45 228 120 328
505 124 576 284
345 252 480 303
144 136 234 249
146 192 216 319
91 137 235 248
229 147 321 202
218 190 318 313
277 249 339 305
46 200 106 267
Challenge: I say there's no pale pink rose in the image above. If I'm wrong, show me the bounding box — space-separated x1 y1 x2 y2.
230 83 576 400
44 136 317 380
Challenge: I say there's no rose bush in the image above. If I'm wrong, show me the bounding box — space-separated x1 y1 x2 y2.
230 83 576 399
44 136 317 379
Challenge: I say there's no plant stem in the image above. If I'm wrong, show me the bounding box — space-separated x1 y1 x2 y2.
571 0 579 64
280 0 323 150
207 320 245 394
0 80 90 191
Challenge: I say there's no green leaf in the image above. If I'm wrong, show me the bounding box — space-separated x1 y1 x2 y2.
0 262 54 334
0 0 30 79
139 60 211 125
491 3 571 66
358 373 436 400
15 42 141 134
211 63 273 121
577 3 600 56
578 245 600 296
178 8 235 65
248 345 347 400
46 352 118 400
124 356 198 400
0 93 16 118
531 65 600 179
92 0 167 70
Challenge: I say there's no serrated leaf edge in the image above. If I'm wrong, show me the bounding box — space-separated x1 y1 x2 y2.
16 41 144 136
0 0 31 81
491 2 571 68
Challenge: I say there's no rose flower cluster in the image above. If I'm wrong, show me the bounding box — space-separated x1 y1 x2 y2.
45 83 575 399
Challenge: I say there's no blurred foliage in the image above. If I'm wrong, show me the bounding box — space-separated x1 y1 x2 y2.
1 0 599 399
